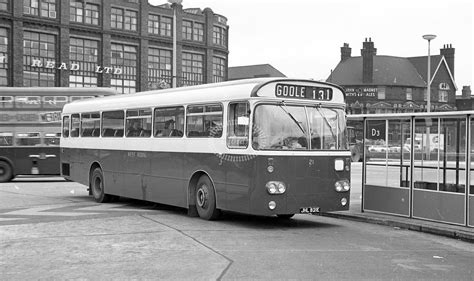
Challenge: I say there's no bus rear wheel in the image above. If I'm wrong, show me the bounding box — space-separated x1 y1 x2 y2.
0 161 13 183
90 168 112 203
195 175 220 220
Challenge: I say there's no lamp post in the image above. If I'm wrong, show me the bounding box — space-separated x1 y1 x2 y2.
168 0 182 88
422 34 436 112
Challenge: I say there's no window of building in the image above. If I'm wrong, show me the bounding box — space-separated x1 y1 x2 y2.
212 56 225 83
406 88 412 101
70 1 99 25
111 43 137 94
84 4 99 25
439 90 448 102
0 0 8 10
148 14 160 34
212 26 226 46
70 0 83 23
182 52 203 86
24 0 56 18
24 0 39 16
160 16 172 37
186 104 223 138
124 10 137 31
69 37 99 87
193 22 204 41
154 107 184 137
148 47 172 89
148 14 172 37
377 86 385 100
182 20 192 40
423 88 427 101
182 21 204 42
0 28 8 86
126 108 152 137
111 7 123 29
40 0 56 18
23 31 56 87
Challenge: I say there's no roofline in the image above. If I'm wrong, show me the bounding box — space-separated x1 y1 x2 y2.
431 56 458 91
348 110 474 120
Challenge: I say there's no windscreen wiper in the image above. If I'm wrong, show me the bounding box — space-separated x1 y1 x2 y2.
314 104 337 142
278 102 306 135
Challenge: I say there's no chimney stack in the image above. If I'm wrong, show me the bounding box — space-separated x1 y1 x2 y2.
462 86 471 98
361 38 377 84
340 43 351 62
440 44 455 77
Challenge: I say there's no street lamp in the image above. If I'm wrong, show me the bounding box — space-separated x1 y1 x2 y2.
422 34 436 112
168 0 183 88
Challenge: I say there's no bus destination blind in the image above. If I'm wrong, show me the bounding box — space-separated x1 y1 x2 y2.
275 83 333 101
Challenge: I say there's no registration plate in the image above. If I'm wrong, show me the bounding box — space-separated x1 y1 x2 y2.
299 207 320 214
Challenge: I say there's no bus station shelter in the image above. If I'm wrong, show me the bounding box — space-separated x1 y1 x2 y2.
349 111 474 228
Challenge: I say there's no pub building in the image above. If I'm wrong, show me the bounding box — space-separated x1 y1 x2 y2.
0 0 229 93
327 38 458 114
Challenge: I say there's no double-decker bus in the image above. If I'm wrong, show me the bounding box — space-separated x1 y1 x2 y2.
60 78 351 219
0 87 117 182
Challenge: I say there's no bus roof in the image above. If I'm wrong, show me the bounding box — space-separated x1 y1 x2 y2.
0 87 117 96
62 78 345 113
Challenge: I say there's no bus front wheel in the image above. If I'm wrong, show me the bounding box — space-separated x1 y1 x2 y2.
195 176 220 220
90 168 112 203
0 160 13 182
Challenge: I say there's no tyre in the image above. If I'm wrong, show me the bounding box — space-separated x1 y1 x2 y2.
90 167 112 203
0 160 13 183
195 175 220 220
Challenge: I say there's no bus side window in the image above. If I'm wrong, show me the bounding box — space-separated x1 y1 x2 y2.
126 108 152 138
81 112 100 138
102 110 124 138
186 104 222 138
227 102 249 148
0 132 13 146
70 114 80 137
16 133 41 146
154 106 184 138
63 116 70 138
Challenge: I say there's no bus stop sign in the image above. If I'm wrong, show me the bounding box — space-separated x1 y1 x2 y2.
366 121 386 140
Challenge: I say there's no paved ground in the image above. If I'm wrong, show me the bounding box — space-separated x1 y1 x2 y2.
1 173 474 280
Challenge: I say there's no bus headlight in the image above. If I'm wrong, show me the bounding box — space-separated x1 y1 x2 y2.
335 180 350 192
335 159 344 171
266 181 286 194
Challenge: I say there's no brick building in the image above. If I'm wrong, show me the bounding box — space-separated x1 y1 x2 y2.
327 38 457 113
456 86 473 110
0 0 229 93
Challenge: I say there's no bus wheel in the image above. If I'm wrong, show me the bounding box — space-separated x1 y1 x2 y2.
277 214 294 219
0 161 13 182
195 176 220 220
90 168 111 203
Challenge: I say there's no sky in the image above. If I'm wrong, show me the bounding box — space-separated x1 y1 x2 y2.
149 0 473 94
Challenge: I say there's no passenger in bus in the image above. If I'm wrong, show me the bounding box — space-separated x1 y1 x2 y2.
157 119 175 137
127 121 142 137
